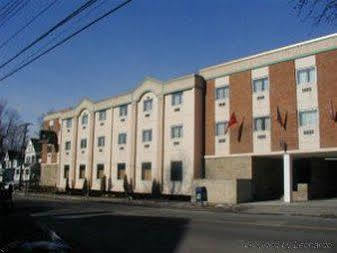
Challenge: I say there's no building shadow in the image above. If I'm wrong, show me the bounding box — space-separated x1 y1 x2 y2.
48 214 190 253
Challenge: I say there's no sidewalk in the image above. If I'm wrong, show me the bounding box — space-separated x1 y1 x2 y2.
15 192 337 218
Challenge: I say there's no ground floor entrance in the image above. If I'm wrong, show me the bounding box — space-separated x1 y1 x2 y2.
252 152 337 203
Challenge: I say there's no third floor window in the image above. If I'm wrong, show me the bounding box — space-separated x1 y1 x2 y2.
171 125 183 139
299 110 317 127
143 99 153 112
65 118 72 128
253 78 269 93
172 92 183 106
81 114 88 125
216 86 229 100
98 110 106 121
119 105 128 117
297 67 316 85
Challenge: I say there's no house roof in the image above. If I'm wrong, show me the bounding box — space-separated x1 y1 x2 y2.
31 138 42 153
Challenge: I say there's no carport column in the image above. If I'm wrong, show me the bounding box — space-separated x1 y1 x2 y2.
283 153 293 203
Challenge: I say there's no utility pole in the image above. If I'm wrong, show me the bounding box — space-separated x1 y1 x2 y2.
19 123 31 189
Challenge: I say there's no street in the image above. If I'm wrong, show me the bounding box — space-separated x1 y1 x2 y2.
2 197 336 253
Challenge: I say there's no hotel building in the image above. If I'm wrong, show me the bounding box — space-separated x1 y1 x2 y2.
41 33 337 203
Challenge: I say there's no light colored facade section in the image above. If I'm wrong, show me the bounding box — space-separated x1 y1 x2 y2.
252 67 271 153
214 76 230 155
135 92 159 193
295 56 320 151
92 108 112 190
163 89 195 195
111 104 132 191
75 109 91 189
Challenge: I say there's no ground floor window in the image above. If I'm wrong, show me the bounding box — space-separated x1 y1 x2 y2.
171 161 183 181
64 165 70 179
141 162 152 181
96 164 104 179
79 165 86 179
117 163 126 180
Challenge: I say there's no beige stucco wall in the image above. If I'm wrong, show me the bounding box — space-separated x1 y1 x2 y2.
91 108 112 190
135 92 160 193
111 104 133 191
162 89 195 195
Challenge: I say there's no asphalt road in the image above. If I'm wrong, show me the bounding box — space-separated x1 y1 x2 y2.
6 197 337 253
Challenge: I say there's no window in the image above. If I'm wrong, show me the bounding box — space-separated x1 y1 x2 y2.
98 136 105 147
65 141 71 150
65 118 72 128
142 129 152 142
216 86 229 100
16 169 20 175
32 156 35 163
171 161 183 181
81 113 88 125
64 165 70 179
117 163 126 180
253 78 269 92
299 110 317 127
172 92 183 106
26 157 30 164
254 117 270 131
79 165 86 179
118 133 127 145
215 122 228 136
119 105 128 117
171 125 183 139
297 67 316 85
143 99 153 112
25 169 29 175
96 164 104 179
141 162 151 181
80 139 87 149
98 110 106 121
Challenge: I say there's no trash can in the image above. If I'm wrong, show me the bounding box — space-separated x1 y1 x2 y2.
195 186 207 203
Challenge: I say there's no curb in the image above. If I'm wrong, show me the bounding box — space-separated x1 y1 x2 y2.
14 192 337 219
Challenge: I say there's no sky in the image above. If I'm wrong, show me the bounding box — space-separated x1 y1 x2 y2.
1 0 336 136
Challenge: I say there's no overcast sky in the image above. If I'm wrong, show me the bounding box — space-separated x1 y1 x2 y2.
1 0 336 136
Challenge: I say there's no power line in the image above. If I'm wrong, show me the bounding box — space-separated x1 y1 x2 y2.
0 0 22 23
0 0 31 30
0 0 59 51
14 0 107 65
0 0 99 70
0 0 133 83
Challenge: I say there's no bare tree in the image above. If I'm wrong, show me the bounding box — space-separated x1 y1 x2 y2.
35 109 55 136
0 99 24 152
293 0 337 25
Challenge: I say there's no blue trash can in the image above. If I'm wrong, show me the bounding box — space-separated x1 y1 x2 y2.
196 186 207 203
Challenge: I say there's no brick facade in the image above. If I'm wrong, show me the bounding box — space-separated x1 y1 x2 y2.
269 60 299 151
316 50 337 148
229 70 253 154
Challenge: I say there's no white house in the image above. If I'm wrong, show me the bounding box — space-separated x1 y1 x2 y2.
22 139 42 183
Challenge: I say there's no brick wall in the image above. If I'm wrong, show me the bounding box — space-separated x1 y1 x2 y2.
269 60 299 151
205 79 215 155
41 119 60 164
317 50 337 148
229 70 253 154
